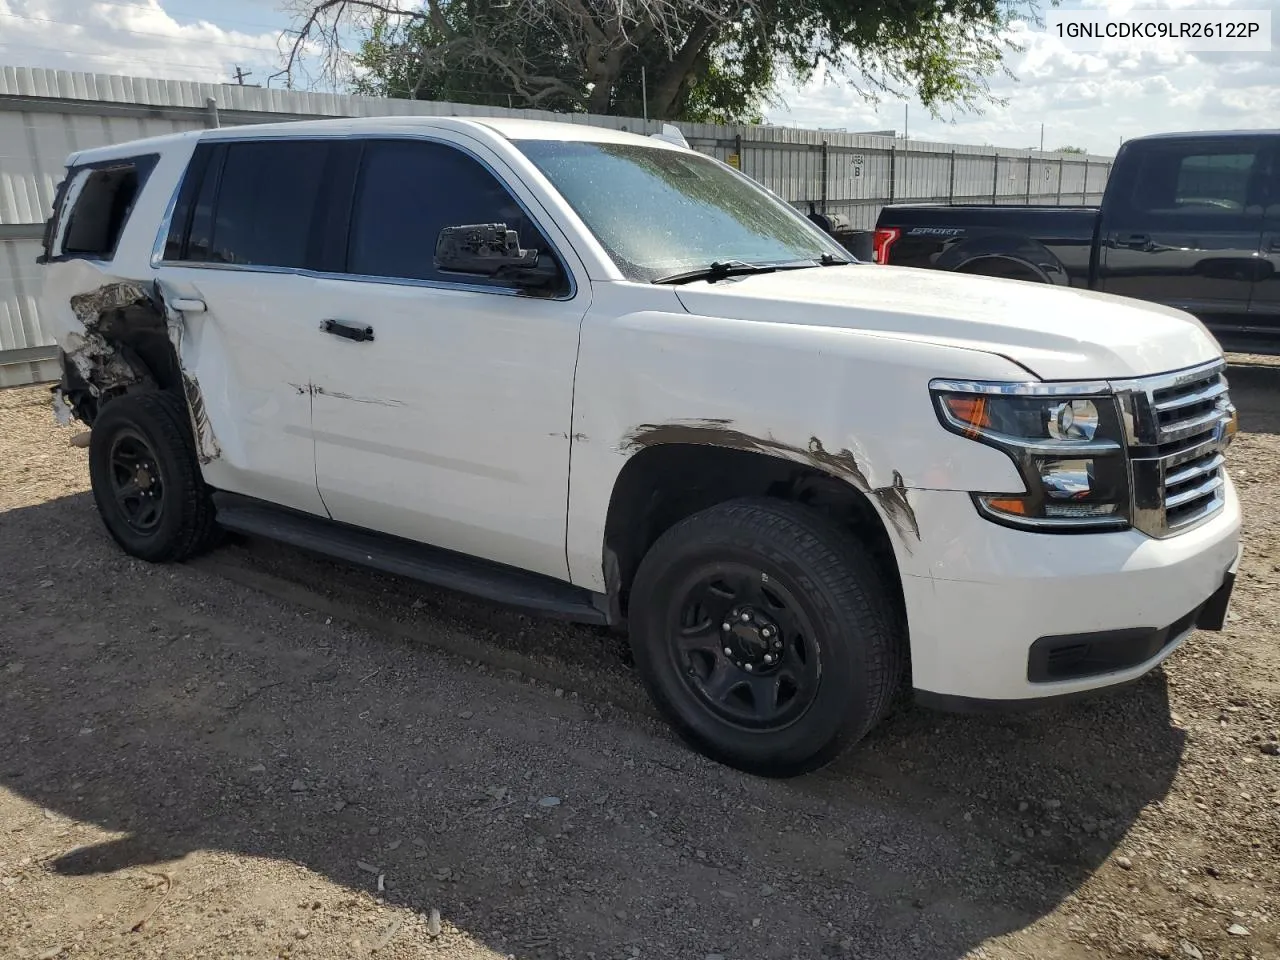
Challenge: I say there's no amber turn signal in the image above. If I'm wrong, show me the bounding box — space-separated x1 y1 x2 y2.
941 395 991 437
983 496 1030 516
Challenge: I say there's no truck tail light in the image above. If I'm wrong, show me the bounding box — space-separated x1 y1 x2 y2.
872 227 900 264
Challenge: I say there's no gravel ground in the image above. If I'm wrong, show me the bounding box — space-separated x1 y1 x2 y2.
1 362 1277 960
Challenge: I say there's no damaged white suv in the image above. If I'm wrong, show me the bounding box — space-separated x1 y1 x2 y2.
40 117 1241 775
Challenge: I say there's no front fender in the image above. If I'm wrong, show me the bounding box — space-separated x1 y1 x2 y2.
564 285 1032 591
935 234 1068 285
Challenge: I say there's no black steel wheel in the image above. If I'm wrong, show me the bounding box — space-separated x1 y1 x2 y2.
671 563 822 730
629 497 903 777
107 429 166 533
88 391 219 563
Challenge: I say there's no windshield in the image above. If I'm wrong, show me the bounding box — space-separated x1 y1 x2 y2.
514 139 849 282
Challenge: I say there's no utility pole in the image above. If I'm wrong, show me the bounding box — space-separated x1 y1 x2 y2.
904 103 908 140
232 66 252 85
1040 123 1044 153
641 66 648 121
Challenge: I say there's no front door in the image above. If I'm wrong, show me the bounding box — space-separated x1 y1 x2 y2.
1243 145 1280 343
1096 136 1267 337
308 137 590 581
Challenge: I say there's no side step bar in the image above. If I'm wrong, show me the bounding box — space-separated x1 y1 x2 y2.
211 493 611 625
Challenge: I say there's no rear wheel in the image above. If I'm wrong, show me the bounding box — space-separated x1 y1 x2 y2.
958 258 1046 283
88 391 219 563
628 498 903 777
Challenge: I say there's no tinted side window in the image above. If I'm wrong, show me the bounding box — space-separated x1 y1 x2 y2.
347 139 549 285
189 140 330 268
164 143 219 261
1125 141 1264 216
186 146 224 263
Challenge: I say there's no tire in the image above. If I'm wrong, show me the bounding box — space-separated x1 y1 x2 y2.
87 390 219 563
628 497 903 777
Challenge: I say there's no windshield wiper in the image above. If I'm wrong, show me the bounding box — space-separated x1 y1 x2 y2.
653 256 850 285
652 260 781 285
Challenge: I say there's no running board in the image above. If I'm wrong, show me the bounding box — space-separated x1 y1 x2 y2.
211 493 611 625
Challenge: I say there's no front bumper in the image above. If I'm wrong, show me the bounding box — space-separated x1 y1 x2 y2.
899 478 1241 704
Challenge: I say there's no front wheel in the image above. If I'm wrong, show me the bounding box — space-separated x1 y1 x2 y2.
628 498 904 777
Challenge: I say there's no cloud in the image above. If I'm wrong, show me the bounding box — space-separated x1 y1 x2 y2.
0 0 1275 156
765 0 1280 153
0 0 287 85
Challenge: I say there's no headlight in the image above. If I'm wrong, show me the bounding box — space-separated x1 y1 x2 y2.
930 379 1130 532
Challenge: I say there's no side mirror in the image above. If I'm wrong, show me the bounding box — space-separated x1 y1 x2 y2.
434 222 538 277
434 222 564 292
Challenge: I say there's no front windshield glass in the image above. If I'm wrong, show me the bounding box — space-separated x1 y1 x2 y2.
514 139 849 282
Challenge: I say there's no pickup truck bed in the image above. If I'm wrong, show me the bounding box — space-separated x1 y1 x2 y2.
875 130 1280 353
876 204 1100 287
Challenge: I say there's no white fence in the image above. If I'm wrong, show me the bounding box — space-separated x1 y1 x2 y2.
0 65 1114 387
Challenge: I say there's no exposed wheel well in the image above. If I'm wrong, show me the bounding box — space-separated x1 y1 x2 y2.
603 444 906 629
59 294 183 425
955 257 1047 283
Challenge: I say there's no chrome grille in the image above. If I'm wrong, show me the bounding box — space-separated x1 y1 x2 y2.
1116 360 1234 538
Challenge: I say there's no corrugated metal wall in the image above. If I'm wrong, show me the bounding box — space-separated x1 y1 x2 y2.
0 65 1114 387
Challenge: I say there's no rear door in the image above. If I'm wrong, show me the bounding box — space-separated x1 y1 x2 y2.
1244 141 1280 342
1095 136 1267 333
154 138 335 516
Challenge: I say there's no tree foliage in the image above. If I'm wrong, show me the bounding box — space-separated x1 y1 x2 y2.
284 0 1036 124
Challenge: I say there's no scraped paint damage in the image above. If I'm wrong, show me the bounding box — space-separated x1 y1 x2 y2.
49 265 220 462
621 418 921 545
286 381 402 407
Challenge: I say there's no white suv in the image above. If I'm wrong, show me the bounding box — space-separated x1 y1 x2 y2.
39 116 1241 776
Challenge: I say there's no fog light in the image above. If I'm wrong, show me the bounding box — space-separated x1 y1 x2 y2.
1044 501 1120 519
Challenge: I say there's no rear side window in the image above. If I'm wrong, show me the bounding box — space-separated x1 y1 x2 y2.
166 139 333 269
53 155 157 260
1122 140 1265 217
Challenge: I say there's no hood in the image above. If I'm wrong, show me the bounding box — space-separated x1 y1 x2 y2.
672 264 1223 380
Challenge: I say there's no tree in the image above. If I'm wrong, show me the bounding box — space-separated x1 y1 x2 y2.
1055 145 1088 154
283 0 1035 124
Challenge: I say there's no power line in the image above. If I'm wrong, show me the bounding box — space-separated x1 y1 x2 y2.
0 41 280 75
0 12 284 54
79 0 291 34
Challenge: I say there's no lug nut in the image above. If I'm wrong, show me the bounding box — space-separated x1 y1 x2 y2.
773 639 783 650
721 622 731 632
723 647 733 656
740 612 751 622
744 663 753 672
760 627 773 638
763 654 774 664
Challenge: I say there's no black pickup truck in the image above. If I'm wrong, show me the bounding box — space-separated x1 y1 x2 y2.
873 130 1280 353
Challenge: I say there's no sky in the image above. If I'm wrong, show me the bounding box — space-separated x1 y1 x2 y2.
0 0 1276 156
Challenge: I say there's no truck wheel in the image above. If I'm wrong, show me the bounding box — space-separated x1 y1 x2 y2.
628 497 903 777
88 390 219 563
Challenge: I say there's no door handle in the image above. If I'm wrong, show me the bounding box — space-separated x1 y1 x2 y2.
1118 233 1151 249
320 319 375 343
170 297 206 313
